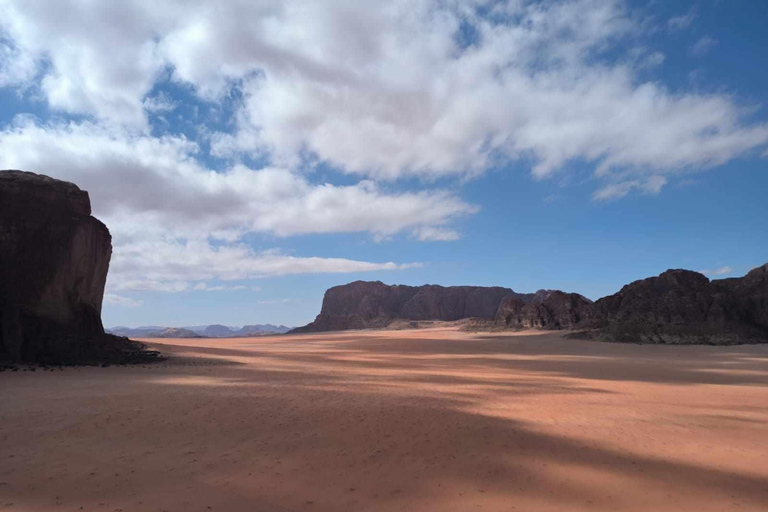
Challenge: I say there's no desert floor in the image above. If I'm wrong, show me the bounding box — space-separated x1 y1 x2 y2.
3 328 768 511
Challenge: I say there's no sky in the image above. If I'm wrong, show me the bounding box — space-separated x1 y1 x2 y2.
0 0 766 328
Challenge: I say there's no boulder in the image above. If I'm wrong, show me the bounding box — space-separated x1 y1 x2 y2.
0 170 114 362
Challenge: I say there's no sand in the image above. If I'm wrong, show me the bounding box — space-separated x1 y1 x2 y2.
2 327 768 511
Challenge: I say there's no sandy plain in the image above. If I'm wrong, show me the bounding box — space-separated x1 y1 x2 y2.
2 327 768 511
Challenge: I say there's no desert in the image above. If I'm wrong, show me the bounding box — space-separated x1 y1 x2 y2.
2 2 768 511
4 327 768 511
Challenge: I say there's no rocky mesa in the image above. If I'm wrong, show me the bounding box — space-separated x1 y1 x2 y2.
292 281 523 332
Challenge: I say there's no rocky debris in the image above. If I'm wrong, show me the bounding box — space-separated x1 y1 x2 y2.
580 265 768 344
496 290 593 330
292 281 520 332
0 170 158 363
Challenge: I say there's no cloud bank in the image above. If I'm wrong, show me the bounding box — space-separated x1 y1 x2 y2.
1 0 767 292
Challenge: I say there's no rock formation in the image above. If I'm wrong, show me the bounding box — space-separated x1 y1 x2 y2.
583 266 768 344
496 290 593 330
0 170 151 363
296 265 768 344
292 281 519 332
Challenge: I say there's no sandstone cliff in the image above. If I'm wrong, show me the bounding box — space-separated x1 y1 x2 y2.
296 265 768 344
0 170 129 362
292 281 519 332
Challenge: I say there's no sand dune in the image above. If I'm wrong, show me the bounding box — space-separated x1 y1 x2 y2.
3 328 768 511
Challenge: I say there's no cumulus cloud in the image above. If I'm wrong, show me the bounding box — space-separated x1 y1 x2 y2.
0 118 475 240
2 0 765 195
0 118 449 291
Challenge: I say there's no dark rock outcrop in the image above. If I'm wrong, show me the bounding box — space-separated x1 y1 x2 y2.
0 170 152 363
496 290 593 330
582 266 768 344
292 281 518 332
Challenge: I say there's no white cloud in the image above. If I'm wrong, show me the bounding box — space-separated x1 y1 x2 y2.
592 175 667 201
107 241 421 292
192 283 248 292
700 266 733 277
413 226 461 242
0 118 475 240
668 10 697 32
0 118 453 291
143 91 179 113
690 36 717 57
0 0 765 197
103 293 144 308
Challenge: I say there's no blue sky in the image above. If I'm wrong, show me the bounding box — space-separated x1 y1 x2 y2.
0 0 766 328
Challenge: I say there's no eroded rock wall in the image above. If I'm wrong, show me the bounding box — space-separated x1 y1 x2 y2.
0 170 112 361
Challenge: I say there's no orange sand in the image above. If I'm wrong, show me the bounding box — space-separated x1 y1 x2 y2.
2 327 768 511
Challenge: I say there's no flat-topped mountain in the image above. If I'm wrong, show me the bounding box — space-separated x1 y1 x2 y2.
292 281 524 332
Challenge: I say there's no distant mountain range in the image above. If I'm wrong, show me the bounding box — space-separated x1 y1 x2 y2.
107 323 293 338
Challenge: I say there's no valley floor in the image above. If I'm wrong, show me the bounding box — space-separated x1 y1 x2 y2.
2 328 768 511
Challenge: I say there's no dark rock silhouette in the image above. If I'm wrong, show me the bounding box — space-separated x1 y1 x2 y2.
496 290 593 330
583 266 768 344
0 170 157 363
292 281 519 332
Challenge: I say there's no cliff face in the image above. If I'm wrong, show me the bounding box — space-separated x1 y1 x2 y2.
496 290 593 330
293 281 517 332
296 265 768 344
586 266 768 344
0 170 112 361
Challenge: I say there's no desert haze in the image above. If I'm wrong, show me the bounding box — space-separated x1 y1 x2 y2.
3 327 768 511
